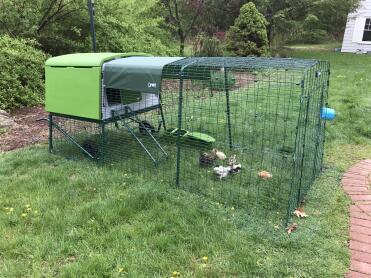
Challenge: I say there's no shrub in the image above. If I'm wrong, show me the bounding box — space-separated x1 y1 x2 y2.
302 29 329 44
0 35 49 111
193 34 224 57
225 2 268 57
301 14 328 43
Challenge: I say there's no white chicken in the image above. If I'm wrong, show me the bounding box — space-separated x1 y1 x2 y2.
213 165 231 180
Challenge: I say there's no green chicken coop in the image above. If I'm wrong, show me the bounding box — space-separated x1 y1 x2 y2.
45 53 331 223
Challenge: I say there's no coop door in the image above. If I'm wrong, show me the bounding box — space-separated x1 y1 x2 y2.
102 88 160 120
105 89 142 105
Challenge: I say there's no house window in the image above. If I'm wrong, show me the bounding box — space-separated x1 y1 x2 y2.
363 18 371 41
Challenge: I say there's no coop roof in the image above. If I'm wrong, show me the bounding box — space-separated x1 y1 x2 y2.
46 52 151 67
103 56 184 93
102 56 319 94
160 57 320 81
163 57 318 72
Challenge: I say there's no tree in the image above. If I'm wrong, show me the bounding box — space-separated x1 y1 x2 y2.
93 0 176 55
0 0 86 55
163 0 205 55
310 0 360 40
0 0 177 56
196 0 244 35
252 0 361 44
226 2 268 56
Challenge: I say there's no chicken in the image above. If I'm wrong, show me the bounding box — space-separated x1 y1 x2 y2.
214 164 242 179
213 165 231 180
199 152 216 167
212 149 226 160
228 154 237 167
229 164 242 174
258 170 273 180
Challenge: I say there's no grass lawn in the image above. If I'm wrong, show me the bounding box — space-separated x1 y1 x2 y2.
284 42 342 51
0 50 370 277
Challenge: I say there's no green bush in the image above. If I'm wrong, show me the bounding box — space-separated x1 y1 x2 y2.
0 35 49 111
225 2 268 57
193 34 224 57
301 14 328 43
302 29 329 43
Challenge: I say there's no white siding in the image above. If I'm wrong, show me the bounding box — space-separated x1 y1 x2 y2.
342 0 371 53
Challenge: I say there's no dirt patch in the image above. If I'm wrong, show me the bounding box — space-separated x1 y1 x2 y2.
0 106 48 152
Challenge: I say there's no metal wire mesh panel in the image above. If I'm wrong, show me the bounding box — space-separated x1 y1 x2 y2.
47 57 329 223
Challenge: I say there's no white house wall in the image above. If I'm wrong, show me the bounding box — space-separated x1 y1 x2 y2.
342 0 371 53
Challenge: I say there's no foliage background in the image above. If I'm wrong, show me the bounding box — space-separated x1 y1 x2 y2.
0 35 49 111
0 0 360 110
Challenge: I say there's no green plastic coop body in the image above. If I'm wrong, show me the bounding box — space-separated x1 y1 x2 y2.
45 53 330 224
45 52 167 120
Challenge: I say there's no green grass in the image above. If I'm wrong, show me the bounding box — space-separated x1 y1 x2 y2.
1 50 370 277
285 42 342 51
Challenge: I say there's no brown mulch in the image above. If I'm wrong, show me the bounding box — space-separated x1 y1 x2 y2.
0 106 49 152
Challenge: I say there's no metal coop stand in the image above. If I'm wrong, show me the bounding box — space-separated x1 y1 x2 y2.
45 53 330 223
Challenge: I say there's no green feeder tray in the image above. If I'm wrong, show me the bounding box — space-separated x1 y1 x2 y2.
168 128 216 144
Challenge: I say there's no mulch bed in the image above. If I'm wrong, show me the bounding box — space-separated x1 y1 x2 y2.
0 106 49 152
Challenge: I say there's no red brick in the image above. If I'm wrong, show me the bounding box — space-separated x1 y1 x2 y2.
351 165 371 171
352 167 371 173
351 232 371 244
357 161 371 168
343 179 368 187
350 240 371 254
346 270 371 277
351 225 371 236
345 186 370 192
351 218 371 228
357 159 371 165
359 205 371 212
352 250 371 264
351 260 371 275
343 174 368 181
352 205 363 212
347 169 371 176
351 195 371 202
351 212 371 221
343 175 368 180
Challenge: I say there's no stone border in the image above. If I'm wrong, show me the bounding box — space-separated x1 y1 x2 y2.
342 160 371 277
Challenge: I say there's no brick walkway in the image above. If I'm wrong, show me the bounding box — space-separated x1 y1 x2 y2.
342 160 371 278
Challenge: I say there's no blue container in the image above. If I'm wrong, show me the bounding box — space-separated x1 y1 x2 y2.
320 107 336 120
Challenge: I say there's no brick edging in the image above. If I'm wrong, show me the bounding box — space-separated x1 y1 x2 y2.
342 159 371 277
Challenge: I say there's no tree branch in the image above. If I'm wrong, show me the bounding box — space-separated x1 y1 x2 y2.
37 0 71 33
185 0 205 35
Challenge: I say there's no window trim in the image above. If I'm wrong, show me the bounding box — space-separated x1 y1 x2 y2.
362 17 371 42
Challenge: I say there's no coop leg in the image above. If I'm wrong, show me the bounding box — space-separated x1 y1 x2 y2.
100 122 106 162
48 113 53 153
224 68 233 150
158 94 167 131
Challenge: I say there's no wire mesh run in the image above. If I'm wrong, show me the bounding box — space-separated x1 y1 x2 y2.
48 57 330 223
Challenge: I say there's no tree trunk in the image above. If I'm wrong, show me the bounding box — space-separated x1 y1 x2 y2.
179 33 186 56
179 39 185 56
